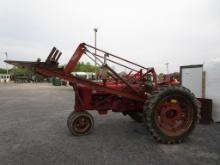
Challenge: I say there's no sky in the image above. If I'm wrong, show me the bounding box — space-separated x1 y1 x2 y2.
0 0 220 73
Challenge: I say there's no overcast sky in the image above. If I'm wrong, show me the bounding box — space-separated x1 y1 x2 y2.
0 0 220 73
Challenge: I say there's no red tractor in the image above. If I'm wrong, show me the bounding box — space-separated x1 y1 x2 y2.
6 43 199 144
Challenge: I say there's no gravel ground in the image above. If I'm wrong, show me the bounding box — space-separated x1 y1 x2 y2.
0 83 219 165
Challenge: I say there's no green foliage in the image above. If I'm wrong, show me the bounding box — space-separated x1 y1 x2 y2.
10 66 31 75
73 62 99 72
0 68 7 74
158 73 165 79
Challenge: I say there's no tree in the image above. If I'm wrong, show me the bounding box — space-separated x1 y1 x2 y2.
10 66 31 75
0 68 7 74
73 62 99 72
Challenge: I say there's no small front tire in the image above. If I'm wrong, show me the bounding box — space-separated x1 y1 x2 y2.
67 111 94 136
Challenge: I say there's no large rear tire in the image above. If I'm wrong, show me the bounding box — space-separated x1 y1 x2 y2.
143 86 199 144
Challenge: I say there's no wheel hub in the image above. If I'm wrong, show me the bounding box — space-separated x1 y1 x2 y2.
74 116 91 133
155 96 193 137
165 109 177 118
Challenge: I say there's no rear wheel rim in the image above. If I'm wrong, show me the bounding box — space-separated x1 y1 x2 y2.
154 94 193 137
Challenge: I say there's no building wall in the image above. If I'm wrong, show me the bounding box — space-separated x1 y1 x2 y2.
181 65 203 98
0 74 11 83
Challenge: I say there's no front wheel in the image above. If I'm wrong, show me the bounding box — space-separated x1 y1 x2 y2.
143 86 199 144
67 111 94 136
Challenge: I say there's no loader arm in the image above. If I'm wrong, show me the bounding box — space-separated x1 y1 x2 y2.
64 43 86 74
5 42 156 102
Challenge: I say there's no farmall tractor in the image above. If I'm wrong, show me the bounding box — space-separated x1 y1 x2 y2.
6 43 199 144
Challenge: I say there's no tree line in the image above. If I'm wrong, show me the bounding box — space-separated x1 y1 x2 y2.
0 62 99 74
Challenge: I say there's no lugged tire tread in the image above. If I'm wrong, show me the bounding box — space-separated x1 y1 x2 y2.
143 86 199 144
